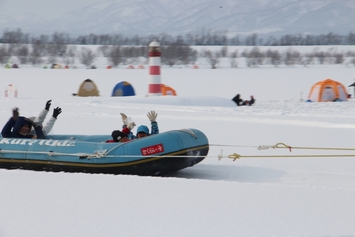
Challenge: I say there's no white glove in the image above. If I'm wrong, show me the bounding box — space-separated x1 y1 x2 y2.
147 111 158 122
127 122 136 130
120 113 128 125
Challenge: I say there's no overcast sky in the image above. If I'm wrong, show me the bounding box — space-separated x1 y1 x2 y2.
0 0 107 19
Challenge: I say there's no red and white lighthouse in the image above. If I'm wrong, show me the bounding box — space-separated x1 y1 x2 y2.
148 40 162 96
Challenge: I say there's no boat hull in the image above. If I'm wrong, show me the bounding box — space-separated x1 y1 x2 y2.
0 129 209 176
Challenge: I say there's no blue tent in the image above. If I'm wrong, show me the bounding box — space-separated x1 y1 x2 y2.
112 81 135 96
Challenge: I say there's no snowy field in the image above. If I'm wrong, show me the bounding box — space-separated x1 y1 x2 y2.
1 61 355 236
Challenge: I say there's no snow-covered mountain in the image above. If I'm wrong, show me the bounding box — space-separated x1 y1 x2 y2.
1 0 355 37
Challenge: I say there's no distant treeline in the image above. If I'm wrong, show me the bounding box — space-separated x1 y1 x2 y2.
1 28 355 46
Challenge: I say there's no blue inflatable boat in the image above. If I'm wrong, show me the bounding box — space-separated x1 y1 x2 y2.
0 129 209 176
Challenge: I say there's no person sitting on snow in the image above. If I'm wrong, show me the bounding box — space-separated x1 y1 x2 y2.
120 111 159 139
241 96 256 106
241 100 249 106
249 95 255 105
1 108 45 139
232 94 243 106
28 100 62 136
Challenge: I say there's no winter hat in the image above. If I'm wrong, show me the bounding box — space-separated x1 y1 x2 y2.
19 120 33 134
136 125 149 135
111 130 128 142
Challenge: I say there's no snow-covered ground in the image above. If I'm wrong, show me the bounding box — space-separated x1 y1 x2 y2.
1 62 355 237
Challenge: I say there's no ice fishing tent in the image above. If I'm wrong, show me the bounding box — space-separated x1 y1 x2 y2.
308 79 348 102
161 84 177 96
112 81 135 96
77 79 99 97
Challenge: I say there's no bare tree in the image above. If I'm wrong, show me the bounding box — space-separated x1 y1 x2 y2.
161 40 194 66
1 28 29 44
29 40 46 65
245 47 264 67
67 45 77 66
266 49 282 67
220 46 228 57
205 50 220 69
302 52 314 67
245 33 258 46
0 45 11 65
351 58 355 67
229 50 238 68
16 44 29 64
79 47 96 67
334 53 344 64
107 46 122 67
283 48 301 66
98 45 111 57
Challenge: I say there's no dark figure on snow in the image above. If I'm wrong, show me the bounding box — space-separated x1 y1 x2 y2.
241 100 249 106
249 95 255 105
241 96 256 106
232 94 243 106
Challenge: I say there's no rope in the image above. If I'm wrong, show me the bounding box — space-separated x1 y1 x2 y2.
2 142 355 161
0 149 107 159
212 142 355 152
212 142 355 161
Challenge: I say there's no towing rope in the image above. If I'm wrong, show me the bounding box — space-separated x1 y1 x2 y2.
212 142 355 161
211 142 355 151
1 142 355 160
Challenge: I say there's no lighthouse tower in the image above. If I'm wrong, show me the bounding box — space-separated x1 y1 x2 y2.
148 40 162 96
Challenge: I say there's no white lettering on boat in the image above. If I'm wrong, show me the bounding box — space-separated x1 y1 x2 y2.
0 138 75 147
141 143 164 156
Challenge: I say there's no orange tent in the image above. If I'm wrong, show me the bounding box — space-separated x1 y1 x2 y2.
126 65 135 69
192 65 199 69
161 84 177 96
137 65 145 69
308 79 348 102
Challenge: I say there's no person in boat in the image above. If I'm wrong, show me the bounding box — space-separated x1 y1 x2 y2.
120 111 159 139
232 94 243 106
28 100 62 136
106 120 136 143
1 108 45 139
106 129 130 143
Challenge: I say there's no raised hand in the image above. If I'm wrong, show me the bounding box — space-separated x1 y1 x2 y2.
147 111 158 122
127 122 136 130
53 107 62 119
45 100 52 110
12 107 19 120
120 113 128 125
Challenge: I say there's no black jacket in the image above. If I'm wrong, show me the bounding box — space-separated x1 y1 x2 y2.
1 116 45 139
232 94 242 106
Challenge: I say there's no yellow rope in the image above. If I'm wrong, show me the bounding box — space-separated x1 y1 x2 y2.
226 154 355 161
215 142 355 161
257 142 355 152
212 142 355 152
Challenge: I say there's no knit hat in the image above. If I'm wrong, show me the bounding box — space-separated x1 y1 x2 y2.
136 125 149 135
18 120 33 135
111 130 128 142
